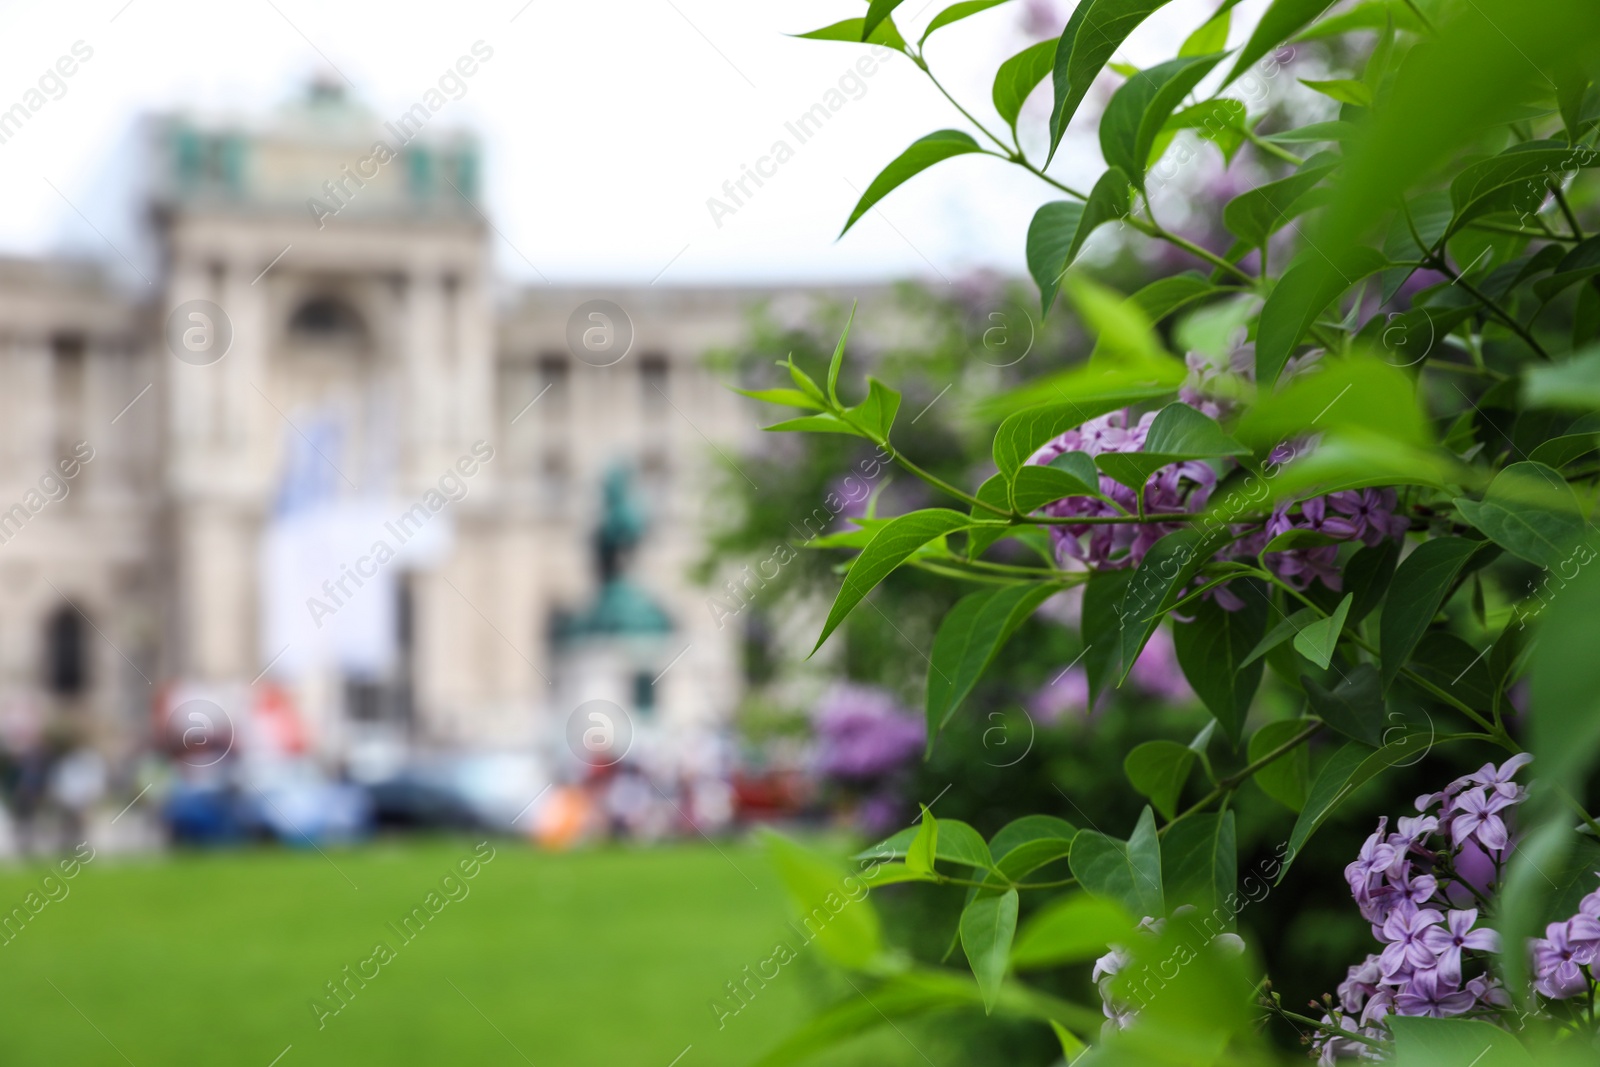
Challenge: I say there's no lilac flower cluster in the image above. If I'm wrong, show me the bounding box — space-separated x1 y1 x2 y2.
812 684 924 782
1315 757 1537 1062
1530 886 1600 1000
1027 410 1218 570
1215 489 1410 610
1023 353 1408 602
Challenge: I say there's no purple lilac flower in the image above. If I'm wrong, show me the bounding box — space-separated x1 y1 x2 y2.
1419 909 1498 984
1446 787 1514 854
1393 968 1477 1018
812 684 924 781
1378 903 1443 978
1026 409 1217 571
1531 921 1590 999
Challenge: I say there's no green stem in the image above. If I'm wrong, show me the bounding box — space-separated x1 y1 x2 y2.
1550 182 1585 240
1429 254 1552 360
1161 722 1324 835
1273 1008 1389 1051
1127 215 1258 287
1468 221 1580 242
1243 128 1305 166
916 56 1027 167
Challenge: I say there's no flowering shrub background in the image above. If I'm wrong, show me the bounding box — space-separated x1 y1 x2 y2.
712 0 1600 1063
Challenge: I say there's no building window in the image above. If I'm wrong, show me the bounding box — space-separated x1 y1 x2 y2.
541 449 569 509
289 296 366 340
633 671 655 715
538 353 569 406
45 606 88 696
640 353 668 407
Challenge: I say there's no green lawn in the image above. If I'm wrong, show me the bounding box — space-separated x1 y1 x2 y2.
0 838 914 1066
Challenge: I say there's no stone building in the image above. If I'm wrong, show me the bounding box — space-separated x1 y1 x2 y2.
0 82 776 789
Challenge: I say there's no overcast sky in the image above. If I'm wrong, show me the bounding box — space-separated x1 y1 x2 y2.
0 0 1239 287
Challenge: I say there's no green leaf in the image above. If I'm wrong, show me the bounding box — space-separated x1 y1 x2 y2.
1069 807 1163 917
1264 119 1358 143
1164 98 1250 164
792 16 908 49
1083 568 1134 711
1303 662 1385 746
1161 811 1237 919
1130 271 1220 323
1226 0 1336 84
920 0 1011 44
733 385 826 410
990 814 1078 860
989 816 1079 883
1408 632 1497 716
1293 593 1352 669
1026 170 1132 314
1449 143 1599 236
1344 539 1400 625
1530 539 1600 798
1300 77 1373 106
1251 431 1459 500
967 474 1012 558
764 413 866 436
1124 740 1196 820
1012 451 1103 513
1173 588 1269 745
1223 159 1338 248
748 970 999 1067
841 131 984 236
1180 7 1231 56
1379 536 1485 689
825 303 854 405
842 377 901 439
959 888 1019 1013
1100 53 1226 188
992 390 1175 480
861 862 939 886
1114 527 1231 684
861 817 997 871
1291 0 1425 41
1454 461 1586 570
1011 893 1136 970
1050 1020 1089 1062
1238 353 1433 450
1387 1016 1535 1066
763 832 884 968
1255 247 1390 385
862 0 910 42
1248 720 1312 811
1240 605 1317 670
993 38 1058 129
814 509 973 653
1066 274 1176 368
1095 402 1249 494
1279 734 1440 881
1529 430 1600 469
1524 348 1600 411
1048 0 1181 162
1026 201 1086 316
927 583 1062 741
907 805 938 874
